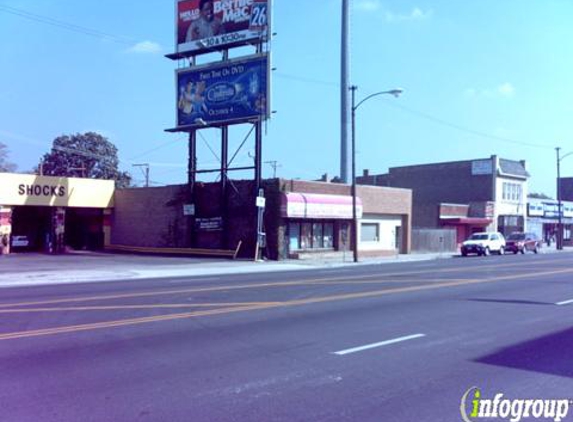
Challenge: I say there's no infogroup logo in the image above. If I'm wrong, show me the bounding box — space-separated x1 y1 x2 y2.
460 387 572 422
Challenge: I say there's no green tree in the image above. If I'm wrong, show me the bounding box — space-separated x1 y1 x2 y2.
0 142 17 172
528 192 553 200
39 132 132 188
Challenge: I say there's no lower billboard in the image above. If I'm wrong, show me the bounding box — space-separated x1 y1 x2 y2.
176 54 269 129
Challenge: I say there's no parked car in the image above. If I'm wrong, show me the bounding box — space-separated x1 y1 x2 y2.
461 232 506 256
505 232 541 254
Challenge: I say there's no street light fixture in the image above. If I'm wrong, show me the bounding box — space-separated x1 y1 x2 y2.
350 86 403 262
556 147 573 250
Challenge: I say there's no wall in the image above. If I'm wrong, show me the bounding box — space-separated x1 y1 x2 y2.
111 185 190 248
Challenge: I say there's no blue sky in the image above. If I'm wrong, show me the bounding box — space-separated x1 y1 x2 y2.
0 0 572 195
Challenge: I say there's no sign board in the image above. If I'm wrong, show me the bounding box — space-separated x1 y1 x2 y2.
195 217 223 231
0 173 114 208
176 54 269 128
256 196 266 208
183 204 196 216
175 0 269 56
471 160 493 175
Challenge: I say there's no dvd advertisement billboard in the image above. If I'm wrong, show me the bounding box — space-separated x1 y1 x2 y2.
176 0 269 55
176 54 268 128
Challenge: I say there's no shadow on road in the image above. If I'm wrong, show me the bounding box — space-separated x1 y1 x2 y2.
475 327 573 378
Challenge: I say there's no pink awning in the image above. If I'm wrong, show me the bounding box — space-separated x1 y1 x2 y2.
280 193 362 219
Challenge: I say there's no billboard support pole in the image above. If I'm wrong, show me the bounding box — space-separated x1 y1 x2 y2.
221 125 229 249
188 130 197 248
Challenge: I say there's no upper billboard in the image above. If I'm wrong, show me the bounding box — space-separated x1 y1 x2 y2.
175 0 269 56
175 54 269 129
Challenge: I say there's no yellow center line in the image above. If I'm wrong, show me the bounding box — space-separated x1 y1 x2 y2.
1 266 572 341
1 258 568 309
0 302 282 313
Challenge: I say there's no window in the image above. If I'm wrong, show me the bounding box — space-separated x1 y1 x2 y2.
312 223 323 248
361 223 379 242
288 222 300 251
300 223 311 249
288 220 336 251
323 223 334 248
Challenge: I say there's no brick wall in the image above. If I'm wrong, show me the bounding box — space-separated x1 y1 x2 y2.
358 160 493 228
111 185 189 248
111 178 412 259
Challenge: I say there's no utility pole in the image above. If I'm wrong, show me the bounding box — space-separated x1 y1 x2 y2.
264 160 281 178
133 163 150 187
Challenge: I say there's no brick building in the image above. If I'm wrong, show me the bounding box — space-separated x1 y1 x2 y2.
357 155 529 244
110 178 412 260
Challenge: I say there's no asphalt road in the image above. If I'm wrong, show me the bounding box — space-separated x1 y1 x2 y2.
2 253 573 421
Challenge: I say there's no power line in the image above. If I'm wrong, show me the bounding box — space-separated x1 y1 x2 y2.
0 4 135 45
274 71 552 151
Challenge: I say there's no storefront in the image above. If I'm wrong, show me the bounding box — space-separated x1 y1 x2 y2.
0 173 114 254
528 199 573 246
281 193 361 256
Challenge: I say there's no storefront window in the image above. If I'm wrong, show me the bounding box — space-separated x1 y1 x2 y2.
300 223 311 249
312 223 323 248
323 223 334 248
289 222 300 251
287 220 336 251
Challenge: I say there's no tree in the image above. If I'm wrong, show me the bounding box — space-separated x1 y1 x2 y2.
39 132 131 188
0 142 17 172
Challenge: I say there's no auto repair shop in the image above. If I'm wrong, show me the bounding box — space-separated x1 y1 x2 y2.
0 172 114 254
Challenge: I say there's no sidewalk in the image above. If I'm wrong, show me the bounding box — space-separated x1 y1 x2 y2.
0 246 570 288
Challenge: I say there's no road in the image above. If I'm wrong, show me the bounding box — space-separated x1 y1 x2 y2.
1 253 573 421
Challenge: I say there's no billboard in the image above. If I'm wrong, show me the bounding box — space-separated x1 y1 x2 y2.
176 0 269 55
176 54 269 128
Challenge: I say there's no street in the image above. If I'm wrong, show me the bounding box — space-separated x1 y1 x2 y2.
2 253 573 421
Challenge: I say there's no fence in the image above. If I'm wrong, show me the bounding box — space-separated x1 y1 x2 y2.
412 229 457 253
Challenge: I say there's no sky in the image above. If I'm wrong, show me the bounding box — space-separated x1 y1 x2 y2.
0 0 572 195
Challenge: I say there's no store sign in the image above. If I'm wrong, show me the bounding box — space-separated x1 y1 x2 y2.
176 0 269 55
195 217 223 231
0 173 115 208
176 54 269 128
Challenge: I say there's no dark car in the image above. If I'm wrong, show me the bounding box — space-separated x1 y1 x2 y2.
505 232 541 254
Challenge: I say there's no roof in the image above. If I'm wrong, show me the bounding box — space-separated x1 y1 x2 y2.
499 159 529 178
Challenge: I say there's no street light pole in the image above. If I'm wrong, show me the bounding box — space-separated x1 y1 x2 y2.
351 86 358 262
557 147 562 250
350 86 403 263
556 147 573 250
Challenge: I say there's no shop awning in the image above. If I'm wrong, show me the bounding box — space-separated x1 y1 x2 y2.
440 217 492 226
281 193 362 219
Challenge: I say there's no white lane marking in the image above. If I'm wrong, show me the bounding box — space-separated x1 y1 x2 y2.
332 333 426 356
556 299 573 306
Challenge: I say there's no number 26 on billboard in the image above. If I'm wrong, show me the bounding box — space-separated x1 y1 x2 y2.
250 2 267 29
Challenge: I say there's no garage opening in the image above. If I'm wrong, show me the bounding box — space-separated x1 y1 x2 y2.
65 208 104 251
10 206 52 252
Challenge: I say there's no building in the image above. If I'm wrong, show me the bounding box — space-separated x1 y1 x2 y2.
0 172 114 254
357 155 529 244
111 178 412 260
527 198 573 246
0 172 412 260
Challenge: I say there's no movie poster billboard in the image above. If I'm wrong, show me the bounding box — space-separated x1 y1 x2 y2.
176 0 269 55
176 54 269 128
